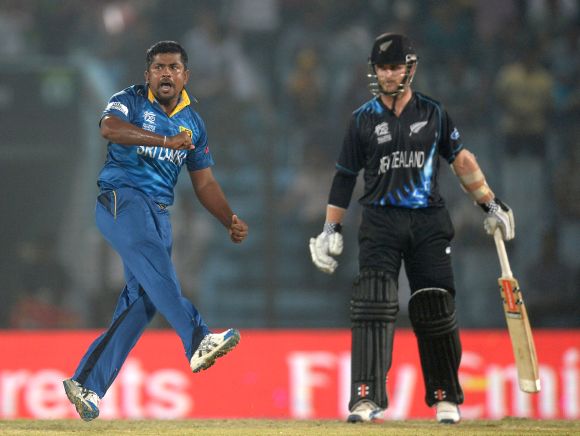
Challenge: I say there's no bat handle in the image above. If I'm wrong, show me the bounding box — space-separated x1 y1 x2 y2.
493 229 513 278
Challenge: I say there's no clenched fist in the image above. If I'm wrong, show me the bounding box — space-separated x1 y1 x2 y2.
309 223 344 274
480 198 515 241
229 214 248 243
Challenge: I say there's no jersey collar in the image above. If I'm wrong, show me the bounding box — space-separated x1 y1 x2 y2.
377 91 415 117
147 87 191 117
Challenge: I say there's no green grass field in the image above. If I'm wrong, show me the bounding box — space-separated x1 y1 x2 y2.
0 419 578 436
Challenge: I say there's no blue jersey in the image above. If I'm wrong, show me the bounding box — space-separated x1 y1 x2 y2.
97 85 214 205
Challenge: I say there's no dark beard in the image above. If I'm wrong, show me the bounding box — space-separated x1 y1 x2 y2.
155 93 175 106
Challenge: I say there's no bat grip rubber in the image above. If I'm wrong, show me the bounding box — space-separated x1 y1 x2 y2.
493 229 513 278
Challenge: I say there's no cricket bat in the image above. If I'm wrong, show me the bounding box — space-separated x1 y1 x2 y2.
493 229 541 393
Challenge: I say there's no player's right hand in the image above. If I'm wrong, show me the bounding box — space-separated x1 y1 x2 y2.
309 224 344 274
229 214 248 244
481 198 515 240
165 131 194 150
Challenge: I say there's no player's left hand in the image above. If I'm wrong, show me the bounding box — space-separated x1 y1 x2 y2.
229 215 248 243
481 198 515 240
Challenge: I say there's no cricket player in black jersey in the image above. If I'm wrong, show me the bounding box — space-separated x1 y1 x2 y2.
309 33 515 424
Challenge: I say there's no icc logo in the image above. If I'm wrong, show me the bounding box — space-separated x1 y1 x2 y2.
375 122 390 137
375 122 392 144
143 111 156 124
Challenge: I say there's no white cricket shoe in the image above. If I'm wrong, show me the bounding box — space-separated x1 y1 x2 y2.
436 401 461 424
347 400 384 423
63 378 100 421
190 328 241 373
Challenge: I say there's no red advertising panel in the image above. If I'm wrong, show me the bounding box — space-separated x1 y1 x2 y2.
0 330 577 419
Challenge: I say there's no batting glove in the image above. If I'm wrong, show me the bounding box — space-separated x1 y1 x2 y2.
480 198 515 240
309 223 344 274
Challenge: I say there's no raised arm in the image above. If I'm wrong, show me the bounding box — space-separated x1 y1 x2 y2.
100 115 193 150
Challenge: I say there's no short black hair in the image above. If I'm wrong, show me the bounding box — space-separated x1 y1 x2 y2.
146 41 188 70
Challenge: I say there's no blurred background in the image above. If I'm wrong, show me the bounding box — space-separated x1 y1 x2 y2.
0 0 578 331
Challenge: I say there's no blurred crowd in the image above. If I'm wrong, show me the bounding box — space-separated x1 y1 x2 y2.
1 0 578 329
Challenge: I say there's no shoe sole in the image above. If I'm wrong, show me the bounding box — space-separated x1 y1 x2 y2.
346 414 363 423
192 329 241 373
437 412 461 424
346 409 383 423
63 379 99 422
436 404 461 424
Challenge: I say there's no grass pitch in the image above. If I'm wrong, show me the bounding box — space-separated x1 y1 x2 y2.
0 419 578 436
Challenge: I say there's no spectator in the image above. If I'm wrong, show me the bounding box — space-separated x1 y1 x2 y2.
495 44 554 158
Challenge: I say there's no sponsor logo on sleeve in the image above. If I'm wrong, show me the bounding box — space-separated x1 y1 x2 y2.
105 101 129 116
450 127 460 141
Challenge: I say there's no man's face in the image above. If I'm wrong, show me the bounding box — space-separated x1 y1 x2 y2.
375 63 407 95
145 53 189 105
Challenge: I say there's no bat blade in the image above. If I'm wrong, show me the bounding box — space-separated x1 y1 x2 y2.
498 276 541 393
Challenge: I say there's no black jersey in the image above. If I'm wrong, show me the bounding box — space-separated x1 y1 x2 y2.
336 92 464 208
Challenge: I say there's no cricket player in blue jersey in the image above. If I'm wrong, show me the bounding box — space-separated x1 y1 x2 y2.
63 41 248 421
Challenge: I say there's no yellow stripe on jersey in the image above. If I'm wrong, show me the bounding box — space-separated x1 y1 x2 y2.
147 87 156 103
170 90 191 117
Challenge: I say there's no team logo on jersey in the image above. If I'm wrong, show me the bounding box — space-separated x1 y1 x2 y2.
409 120 428 136
179 126 193 138
450 127 460 140
375 122 392 144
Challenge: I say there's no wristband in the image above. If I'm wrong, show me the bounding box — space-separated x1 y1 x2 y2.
323 222 342 234
479 198 502 214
